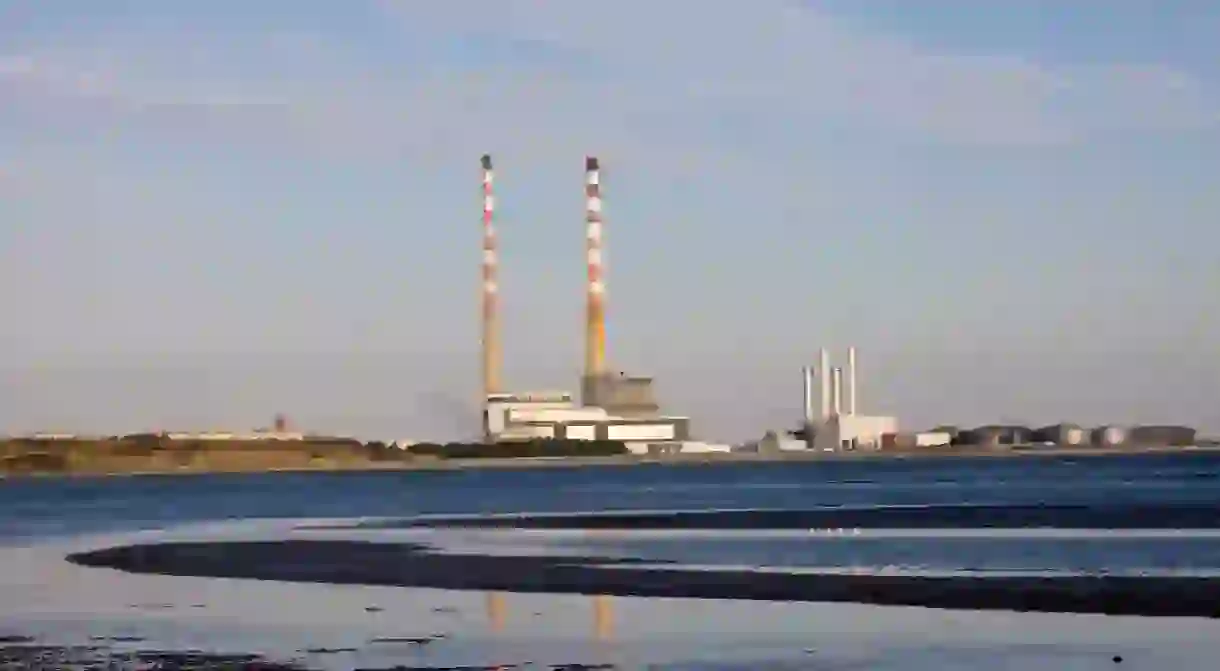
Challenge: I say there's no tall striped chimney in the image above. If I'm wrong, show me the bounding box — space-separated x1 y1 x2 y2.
481 154 500 400
584 156 606 378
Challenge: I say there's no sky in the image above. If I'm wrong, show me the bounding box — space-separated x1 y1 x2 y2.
2 0 1219 442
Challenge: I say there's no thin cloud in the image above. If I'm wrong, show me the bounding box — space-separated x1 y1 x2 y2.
1 0 1214 162
374 0 1215 146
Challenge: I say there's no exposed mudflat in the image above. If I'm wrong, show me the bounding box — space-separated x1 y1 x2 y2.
67 538 1220 618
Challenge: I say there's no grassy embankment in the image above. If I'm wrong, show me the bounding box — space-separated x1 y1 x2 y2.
0 436 632 478
2 435 1217 479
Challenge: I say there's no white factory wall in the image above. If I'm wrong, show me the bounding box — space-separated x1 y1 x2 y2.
623 441 651 455
485 394 579 435
814 415 898 451
915 431 952 447
756 431 808 452
565 425 598 440
678 441 733 453
606 423 676 442
509 407 609 424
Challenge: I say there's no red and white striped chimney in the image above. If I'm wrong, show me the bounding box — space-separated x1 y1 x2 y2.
481 154 501 399
584 156 606 378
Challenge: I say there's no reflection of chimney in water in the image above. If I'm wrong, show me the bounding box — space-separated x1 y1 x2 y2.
593 594 614 640
485 592 506 632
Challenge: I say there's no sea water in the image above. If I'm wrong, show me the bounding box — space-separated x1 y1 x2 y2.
2 453 1220 669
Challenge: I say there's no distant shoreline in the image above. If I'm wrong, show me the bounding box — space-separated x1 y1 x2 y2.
2 444 1218 480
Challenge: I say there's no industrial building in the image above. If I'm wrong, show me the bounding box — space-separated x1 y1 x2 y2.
1030 423 1088 446
881 431 953 449
947 423 1198 449
799 347 898 451
477 155 720 455
957 425 1032 448
483 390 692 452
1127 425 1196 447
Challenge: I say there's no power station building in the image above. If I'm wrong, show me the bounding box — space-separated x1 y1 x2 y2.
477 155 718 454
802 347 897 451
484 390 691 448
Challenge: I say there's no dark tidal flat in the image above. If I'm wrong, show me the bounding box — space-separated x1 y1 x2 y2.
67 538 1220 618
323 502 1220 531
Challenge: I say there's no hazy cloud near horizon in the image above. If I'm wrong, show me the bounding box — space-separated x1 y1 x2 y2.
2 0 1218 441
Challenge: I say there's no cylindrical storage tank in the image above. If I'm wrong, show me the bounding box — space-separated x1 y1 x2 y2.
1032 424 1085 445
1091 425 1127 447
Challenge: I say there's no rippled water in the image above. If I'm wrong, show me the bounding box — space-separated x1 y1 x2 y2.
2 451 1219 535
6 452 1220 573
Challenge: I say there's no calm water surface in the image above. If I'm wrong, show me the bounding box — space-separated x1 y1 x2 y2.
2 452 1219 573
3 453 1220 670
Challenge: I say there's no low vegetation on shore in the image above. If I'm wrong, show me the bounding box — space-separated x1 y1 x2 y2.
0 435 631 477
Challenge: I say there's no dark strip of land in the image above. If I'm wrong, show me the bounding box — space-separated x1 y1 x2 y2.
4 443 1220 479
67 539 1220 618
310 502 1220 531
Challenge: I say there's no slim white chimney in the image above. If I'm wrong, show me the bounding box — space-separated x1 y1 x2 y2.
831 367 843 417
847 346 857 416
819 348 831 420
801 366 815 424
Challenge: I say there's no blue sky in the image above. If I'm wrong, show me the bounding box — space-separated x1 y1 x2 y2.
2 0 1218 441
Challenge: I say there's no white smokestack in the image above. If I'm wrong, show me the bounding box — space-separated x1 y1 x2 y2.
831 367 843 417
819 348 831 420
847 346 857 416
801 366 815 425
